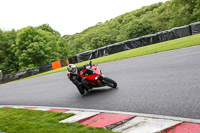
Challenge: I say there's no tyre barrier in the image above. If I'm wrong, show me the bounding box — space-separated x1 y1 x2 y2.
0 60 65 84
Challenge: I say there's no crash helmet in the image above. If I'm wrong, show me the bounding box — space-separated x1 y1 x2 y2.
67 64 77 74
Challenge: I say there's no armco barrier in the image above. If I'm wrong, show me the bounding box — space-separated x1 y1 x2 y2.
0 60 65 84
77 50 96 63
0 68 40 84
190 21 200 35
108 42 128 55
124 38 141 49
68 56 78 64
97 46 109 57
129 37 145 48
39 63 53 73
60 60 65 67
149 34 160 44
156 29 176 42
172 25 192 38
141 35 152 46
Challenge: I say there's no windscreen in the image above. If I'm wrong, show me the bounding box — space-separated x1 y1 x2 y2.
83 68 94 76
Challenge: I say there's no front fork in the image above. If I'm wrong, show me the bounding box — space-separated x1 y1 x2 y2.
99 75 107 85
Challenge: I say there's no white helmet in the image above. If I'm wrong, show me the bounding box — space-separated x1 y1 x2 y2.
67 64 77 74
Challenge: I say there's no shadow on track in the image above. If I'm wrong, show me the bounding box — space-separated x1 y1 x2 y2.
83 87 118 97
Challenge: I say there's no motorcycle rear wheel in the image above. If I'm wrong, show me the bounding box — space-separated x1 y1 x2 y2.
102 77 117 88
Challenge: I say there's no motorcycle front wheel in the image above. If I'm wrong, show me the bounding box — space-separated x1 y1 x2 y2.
102 77 117 88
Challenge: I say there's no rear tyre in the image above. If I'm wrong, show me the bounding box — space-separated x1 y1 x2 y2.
102 77 117 88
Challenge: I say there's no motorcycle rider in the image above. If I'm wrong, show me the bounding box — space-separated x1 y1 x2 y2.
67 64 89 95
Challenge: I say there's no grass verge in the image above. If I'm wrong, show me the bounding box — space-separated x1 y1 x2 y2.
3 33 200 83
0 108 114 133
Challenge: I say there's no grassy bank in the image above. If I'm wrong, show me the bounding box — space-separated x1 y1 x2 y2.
3 34 200 82
0 108 114 133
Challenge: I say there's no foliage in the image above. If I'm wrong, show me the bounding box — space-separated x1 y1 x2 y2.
63 0 200 55
0 29 18 74
0 25 73 74
13 26 62 70
37 24 61 37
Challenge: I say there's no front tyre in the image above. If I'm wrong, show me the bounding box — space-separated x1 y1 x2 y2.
77 87 85 95
102 77 117 88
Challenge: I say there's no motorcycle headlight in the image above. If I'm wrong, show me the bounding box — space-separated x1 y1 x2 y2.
94 76 99 80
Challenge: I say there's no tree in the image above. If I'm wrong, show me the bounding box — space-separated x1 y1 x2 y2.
56 37 73 61
118 19 156 41
37 24 60 37
170 0 200 26
151 1 172 30
0 29 18 74
0 30 5 73
14 26 62 70
91 35 114 49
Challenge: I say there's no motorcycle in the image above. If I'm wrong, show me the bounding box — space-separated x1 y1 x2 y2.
67 61 117 95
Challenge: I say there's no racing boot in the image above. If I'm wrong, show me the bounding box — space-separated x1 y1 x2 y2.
77 83 85 95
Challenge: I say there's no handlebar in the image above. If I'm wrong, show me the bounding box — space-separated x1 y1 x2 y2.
89 60 92 66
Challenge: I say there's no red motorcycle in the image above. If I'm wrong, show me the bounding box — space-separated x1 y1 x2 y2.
68 61 117 95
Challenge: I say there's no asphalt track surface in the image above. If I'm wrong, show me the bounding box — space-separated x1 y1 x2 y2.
1 45 200 119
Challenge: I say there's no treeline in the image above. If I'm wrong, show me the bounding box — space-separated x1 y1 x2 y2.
1 0 200 74
63 0 200 54
0 25 73 74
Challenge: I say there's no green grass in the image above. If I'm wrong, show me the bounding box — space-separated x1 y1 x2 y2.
2 33 200 83
0 108 114 133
